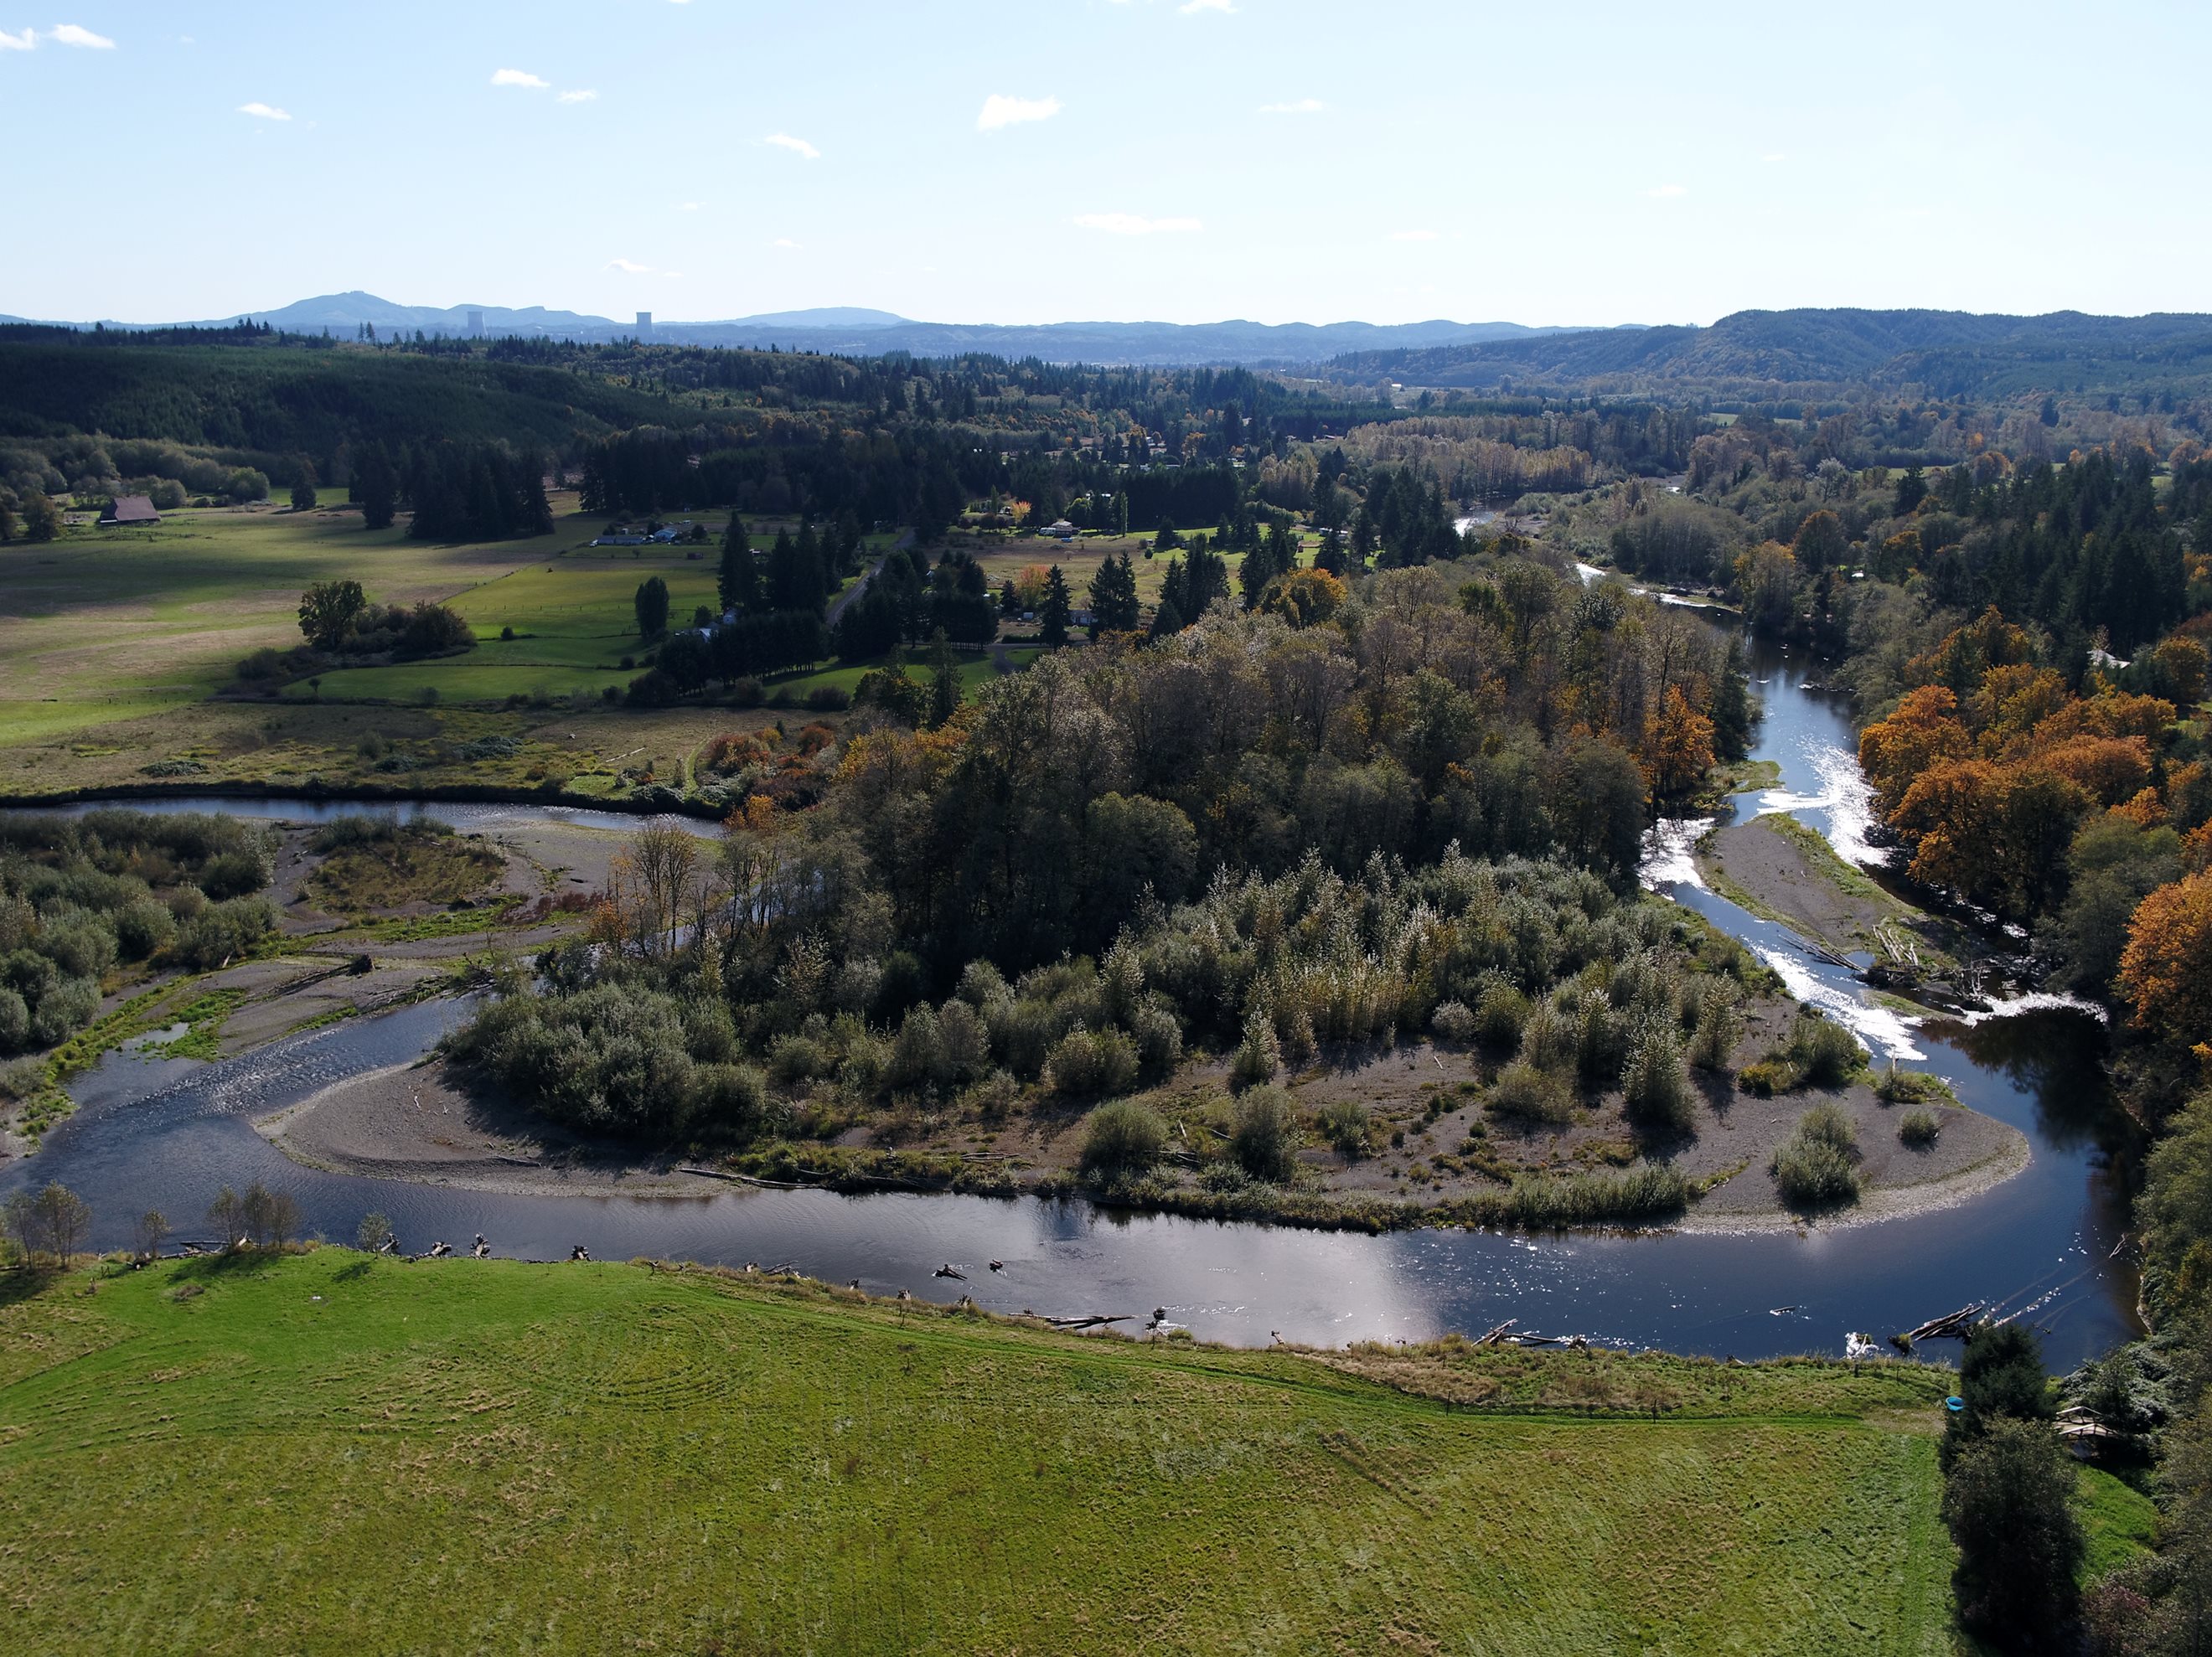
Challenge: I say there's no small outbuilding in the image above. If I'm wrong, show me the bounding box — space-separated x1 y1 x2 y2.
101 494 161 526
1042 518 1078 539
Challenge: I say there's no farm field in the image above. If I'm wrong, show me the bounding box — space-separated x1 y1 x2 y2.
0 1251 1981 1654
0 501 589 746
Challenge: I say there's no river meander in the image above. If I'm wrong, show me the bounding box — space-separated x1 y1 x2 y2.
0 628 2138 1367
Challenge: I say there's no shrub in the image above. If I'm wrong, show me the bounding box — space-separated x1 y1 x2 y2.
1472 982 1530 1048
1899 1109 1941 1148
1873 1065 1954 1106
1079 1099 1166 1176
172 897 276 970
1737 1056 1797 1097
197 849 267 901
690 1063 772 1140
1772 1102 1860 1207
111 897 176 960
959 1069 1021 1121
1130 1003 1182 1078
1315 1097 1372 1157
1517 1001 1576 1073
1787 1009 1863 1088
1685 984 1744 1071
1043 1024 1139 1099
1622 1024 1695 1134
729 676 765 707
1429 999 1478 1044
1228 1086 1299 1181
1227 1009 1279 1091
768 1034 827 1087
1487 1061 1574 1128
0 991 31 1053
804 686 851 711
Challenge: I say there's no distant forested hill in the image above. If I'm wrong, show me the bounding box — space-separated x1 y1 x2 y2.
0 338 680 454
1336 309 2212 400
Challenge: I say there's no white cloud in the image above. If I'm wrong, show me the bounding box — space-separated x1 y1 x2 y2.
48 23 113 47
1073 212 1202 236
773 238 800 249
556 87 597 103
976 93 1060 132
675 201 703 212
0 27 34 48
607 258 652 274
1181 0 1234 13
765 132 820 158
490 68 548 89
1761 152 1786 163
1258 98 1324 114
1643 183 1687 199
238 101 291 121
1388 229 1438 242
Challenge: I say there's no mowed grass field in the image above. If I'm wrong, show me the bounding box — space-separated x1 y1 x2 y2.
0 1252 1974 1654
0 503 590 746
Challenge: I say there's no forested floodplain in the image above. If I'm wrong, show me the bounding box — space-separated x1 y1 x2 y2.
7 323 2212 1645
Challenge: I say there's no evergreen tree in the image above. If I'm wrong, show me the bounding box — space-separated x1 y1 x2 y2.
1350 504 1377 565
355 442 399 531
1709 637 1755 761
795 522 833 607
1184 545 1230 616
1088 553 1140 635
719 517 757 615
766 529 816 613
1040 565 1072 648
1155 517 1180 553
1113 491 1129 536
633 575 670 640
290 458 319 514
926 629 961 727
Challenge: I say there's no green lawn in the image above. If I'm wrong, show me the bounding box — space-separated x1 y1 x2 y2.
0 1252 1965 1654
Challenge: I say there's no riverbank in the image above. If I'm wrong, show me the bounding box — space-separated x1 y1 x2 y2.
0 809 614 1154
1698 814 1965 980
261 1031 2033 1236
0 1251 1967 1652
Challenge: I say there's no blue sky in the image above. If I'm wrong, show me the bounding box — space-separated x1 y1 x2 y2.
5 0 2209 328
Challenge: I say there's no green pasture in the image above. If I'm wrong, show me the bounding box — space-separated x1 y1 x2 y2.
0 503 583 746
0 1252 1967 1654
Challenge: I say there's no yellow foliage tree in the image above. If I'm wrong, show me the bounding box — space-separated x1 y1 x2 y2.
2119 870 2212 1042
1641 684 1716 800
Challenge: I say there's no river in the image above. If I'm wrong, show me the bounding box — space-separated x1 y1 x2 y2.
0 629 2137 1367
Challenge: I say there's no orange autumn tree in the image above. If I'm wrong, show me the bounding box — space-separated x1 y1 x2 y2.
1860 685 1971 814
1856 607 2187 919
1641 683 1717 801
2118 870 2212 1045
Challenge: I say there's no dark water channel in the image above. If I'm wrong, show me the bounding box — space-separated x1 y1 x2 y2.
0 635 2138 1366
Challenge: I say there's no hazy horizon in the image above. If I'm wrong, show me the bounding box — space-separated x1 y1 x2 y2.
6 1 2209 330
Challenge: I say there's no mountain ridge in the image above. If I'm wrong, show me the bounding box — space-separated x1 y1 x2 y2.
0 290 1623 367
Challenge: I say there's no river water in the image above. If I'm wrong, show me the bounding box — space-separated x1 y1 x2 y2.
0 632 2137 1366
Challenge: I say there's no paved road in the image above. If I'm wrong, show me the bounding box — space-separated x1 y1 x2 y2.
825 529 913 627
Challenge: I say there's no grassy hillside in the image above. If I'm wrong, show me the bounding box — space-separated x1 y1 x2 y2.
0 1252 1967 1654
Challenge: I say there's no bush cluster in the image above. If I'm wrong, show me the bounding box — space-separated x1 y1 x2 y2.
0 811 272 1056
